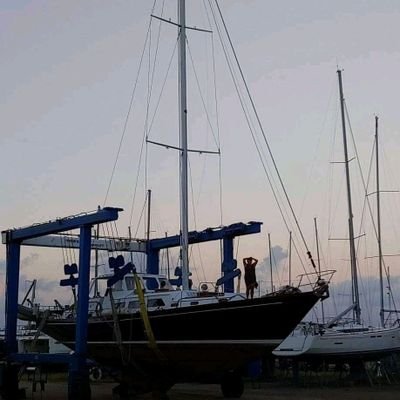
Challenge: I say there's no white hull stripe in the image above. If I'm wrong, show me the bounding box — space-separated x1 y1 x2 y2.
48 301 286 326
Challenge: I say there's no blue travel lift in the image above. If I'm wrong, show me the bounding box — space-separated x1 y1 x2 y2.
146 221 262 292
1 207 122 400
1 206 262 399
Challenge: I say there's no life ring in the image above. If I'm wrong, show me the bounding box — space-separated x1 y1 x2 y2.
89 366 103 382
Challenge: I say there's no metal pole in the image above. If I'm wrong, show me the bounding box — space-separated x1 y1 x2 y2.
178 0 189 290
387 266 391 325
74 225 92 361
165 232 171 280
288 231 292 287
146 189 152 242
268 233 274 293
5 241 21 355
69 224 92 400
314 217 325 323
337 69 361 324
375 116 385 327
94 226 99 296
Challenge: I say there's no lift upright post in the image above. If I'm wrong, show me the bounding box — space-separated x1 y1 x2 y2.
1 207 122 400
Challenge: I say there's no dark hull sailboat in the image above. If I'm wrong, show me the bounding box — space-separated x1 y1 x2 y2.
14 0 331 396
22 287 327 381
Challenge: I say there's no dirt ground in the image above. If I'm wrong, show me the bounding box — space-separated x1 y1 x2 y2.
17 380 400 400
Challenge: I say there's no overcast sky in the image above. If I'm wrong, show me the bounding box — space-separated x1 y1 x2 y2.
2 1 400 325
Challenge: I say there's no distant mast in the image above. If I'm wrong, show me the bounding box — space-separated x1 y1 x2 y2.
337 69 361 324
375 116 385 327
314 217 324 323
178 0 190 290
268 233 274 293
288 231 292 286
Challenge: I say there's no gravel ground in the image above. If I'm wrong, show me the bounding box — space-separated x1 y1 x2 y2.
17 380 400 400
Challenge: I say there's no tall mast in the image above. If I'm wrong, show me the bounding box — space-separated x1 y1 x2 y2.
268 233 274 293
178 0 190 290
94 225 99 296
375 116 385 327
146 189 152 242
165 232 171 280
288 231 292 287
314 217 324 323
337 69 361 324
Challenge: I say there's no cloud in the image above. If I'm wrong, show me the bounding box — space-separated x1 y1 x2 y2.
258 245 288 273
20 253 39 269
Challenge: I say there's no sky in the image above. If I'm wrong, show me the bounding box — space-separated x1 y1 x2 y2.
2 0 400 326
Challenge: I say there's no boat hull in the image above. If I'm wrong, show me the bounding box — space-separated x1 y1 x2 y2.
273 325 400 361
35 291 322 379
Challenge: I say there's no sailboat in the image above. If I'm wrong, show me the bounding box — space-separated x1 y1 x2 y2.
17 1 329 397
273 70 400 361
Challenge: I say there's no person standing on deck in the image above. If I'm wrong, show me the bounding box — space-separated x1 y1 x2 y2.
243 257 258 299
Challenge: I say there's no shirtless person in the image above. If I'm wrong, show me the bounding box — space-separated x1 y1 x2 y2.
243 257 258 299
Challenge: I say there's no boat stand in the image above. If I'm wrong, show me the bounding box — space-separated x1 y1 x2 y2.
0 207 122 400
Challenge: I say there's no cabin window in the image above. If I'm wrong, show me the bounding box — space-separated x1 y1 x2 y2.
147 298 165 308
125 277 135 290
143 277 159 291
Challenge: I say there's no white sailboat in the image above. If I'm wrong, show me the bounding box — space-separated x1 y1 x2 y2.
273 70 400 361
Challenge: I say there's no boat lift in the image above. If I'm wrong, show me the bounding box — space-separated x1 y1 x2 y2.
1 207 262 399
22 221 263 293
147 221 262 292
1 207 122 400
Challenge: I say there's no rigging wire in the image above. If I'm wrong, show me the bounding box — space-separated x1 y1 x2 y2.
327 95 340 283
143 1 165 212
60 233 69 266
203 2 224 279
381 143 400 244
133 196 148 240
186 28 225 281
144 2 163 240
205 5 224 226
207 1 288 233
129 38 179 228
299 75 337 219
380 145 399 314
344 104 400 321
213 0 316 271
188 158 207 283
145 39 179 139
144 12 152 211
186 41 220 151
357 134 376 323
344 106 391 317
209 0 312 282
103 0 157 206
185 38 220 213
